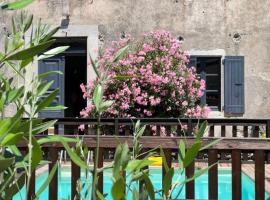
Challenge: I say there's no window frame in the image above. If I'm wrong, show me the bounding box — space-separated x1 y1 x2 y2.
189 56 222 111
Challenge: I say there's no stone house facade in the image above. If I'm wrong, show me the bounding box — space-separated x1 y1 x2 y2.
1 0 270 119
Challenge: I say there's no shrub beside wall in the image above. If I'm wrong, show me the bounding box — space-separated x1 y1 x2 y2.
80 30 210 118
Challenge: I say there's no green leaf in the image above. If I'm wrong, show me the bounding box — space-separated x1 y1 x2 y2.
93 84 103 112
135 120 141 132
11 16 16 33
196 121 207 141
37 81 54 97
23 14 33 32
96 190 105 200
61 141 89 169
35 162 58 197
32 120 57 135
126 159 154 172
160 147 169 173
31 137 42 169
183 142 201 168
184 162 218 184
37 135 78 145
4 60 24 78
20 57 33 69
0 95 5 112
132 188 139 200
0 157 15 172
8 145 22 156
0 119 12 136
5 40 55 61
40 27 60 43
5 173 26 199
43 105 67 111
1 0 35 10
113 143 130 179
0 109 23 140
6 87 24 103
178 140 185 168
130 169 149 182
200 138 222 151
99 100 114 113
36 88 59 114
111 178 125 200
37 46 69 60
162 168 174 198
143 174 155 200
1 132 24 146
11 118 41 135
114 75 136 80
89 53 100 78
113 45 129 62
38 71 63 79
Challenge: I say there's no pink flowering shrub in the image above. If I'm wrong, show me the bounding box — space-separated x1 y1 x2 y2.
80 30 210 118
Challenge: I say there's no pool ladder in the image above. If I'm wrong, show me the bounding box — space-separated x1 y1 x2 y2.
59 150 92 165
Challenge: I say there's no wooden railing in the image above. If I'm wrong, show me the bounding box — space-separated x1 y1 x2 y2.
23 118 270 200
50 118 270 138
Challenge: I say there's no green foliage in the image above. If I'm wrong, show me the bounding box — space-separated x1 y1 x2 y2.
0 7 220 200
35 162 58 197
112 45 129 63
112 177 125 200
4 40 55 61
1 0 35 10
0 11 75 200
109 120 220 200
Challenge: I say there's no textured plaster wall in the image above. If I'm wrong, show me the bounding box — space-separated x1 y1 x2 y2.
1 0 270 118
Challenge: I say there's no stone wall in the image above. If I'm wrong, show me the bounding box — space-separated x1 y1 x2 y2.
1 0 270 118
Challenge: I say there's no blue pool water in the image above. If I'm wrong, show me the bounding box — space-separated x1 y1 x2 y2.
14 168 270 200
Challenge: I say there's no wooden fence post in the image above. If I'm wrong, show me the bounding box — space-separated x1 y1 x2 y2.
232 150 241 200
186 161 195 199
255 150 265 200
208 149 218 200
71 161 80 199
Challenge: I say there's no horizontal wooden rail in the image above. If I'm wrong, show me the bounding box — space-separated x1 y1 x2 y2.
24 135 270 150
32 117 270 126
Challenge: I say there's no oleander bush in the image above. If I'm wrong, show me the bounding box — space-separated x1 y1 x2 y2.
80 30 210 119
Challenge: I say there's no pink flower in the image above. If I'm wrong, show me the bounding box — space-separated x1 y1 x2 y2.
136 96 143 104
80 83 86 93
151 125 157 131
136 56 145 63
182 101 188 107
78 124 85 131
138 51 146 56
182 124 188 130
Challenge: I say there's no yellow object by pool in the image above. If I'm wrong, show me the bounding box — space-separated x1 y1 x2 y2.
148 156 162 166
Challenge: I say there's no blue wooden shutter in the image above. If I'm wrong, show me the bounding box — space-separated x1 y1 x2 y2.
224 56 244 114
38 57 65 118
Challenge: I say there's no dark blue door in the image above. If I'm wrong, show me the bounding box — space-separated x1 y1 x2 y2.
38 56 65 118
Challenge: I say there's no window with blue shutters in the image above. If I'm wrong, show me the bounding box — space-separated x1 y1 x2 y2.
224 56 245 114
188 56 221 111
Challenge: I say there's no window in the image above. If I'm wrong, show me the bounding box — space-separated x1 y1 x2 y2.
189 57 221 111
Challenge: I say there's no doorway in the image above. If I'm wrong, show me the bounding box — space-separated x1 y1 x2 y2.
65 55 87 117
38 37 87 133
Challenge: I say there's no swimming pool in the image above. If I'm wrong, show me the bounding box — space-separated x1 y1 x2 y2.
14 168 270 200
